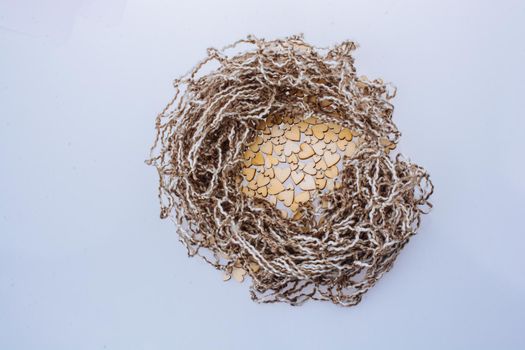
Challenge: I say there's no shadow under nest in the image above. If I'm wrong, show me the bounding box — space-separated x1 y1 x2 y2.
147 34 433 307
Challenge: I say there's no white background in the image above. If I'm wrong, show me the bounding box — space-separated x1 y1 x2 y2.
1 0 524 349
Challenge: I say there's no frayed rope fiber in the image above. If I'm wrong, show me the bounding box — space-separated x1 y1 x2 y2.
146 34 434 307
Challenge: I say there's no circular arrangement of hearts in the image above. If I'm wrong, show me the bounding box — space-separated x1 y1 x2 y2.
147 35 434 307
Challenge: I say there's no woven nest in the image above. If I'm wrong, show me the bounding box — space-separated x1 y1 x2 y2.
147 34 433 307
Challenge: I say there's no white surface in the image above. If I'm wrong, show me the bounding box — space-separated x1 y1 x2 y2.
1 1 525 349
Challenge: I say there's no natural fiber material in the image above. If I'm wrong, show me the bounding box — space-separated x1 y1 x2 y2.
147 34 434 306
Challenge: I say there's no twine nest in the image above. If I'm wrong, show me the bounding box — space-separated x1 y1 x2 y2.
147 35 434 307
